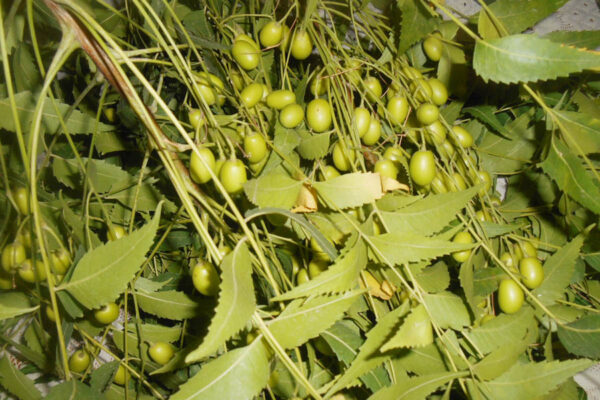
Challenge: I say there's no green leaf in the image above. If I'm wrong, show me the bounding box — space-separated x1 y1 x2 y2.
243 172 303 209
397 0 440 54
0 91 113 134
367 232 473 266
477 0 568 39
0 292 38 320
267 291 362 349
0 356 42 400
297 131 330 160
381 305 433 350
544 30 600 49
540 137 600 214
186 242 255 362
52 157 129 192
262 124 301 173
422 291 470 330
393 343 448 375
59 204 162 309
273 237 366 301
369 371 468 400
480 221 526 238
557 314 600 358
379 187 478 236
415 262 450 293
473 34 600 84
107 177 174 213
90 361 119 394
326 302 410 396
171 340 270 400
533 236 584 305
472 340 527 380
555 110 600 155
245 208 338 260
480 359 593 400
464 307 534 354
464 105 513 139
473 267 504 297
321 320 390 392
135 289 204 320
313 172 384 209
46 380 103 400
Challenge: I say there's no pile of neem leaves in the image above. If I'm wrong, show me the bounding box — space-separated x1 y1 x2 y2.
1 0 600 398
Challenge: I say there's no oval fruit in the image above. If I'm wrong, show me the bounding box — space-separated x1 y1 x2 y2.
310 75 329 96
14 187 29 215
319 165 340 181
363 76 382 102
498 279 524 314
387 96 409 125
423 36 443 62
290 30 313 60
353 107 371 137
426 120 446 145
416 103 439 125
149 342 175 365
188 108 205 132
374 159 398 180
451 231 473 263
428 78 448 106
409 150 436 186
240 83 264 108
259 21 283 47
451 126 473 148
192 260 220 296
296 268 310 285
519 257 544 289
219 159 247 194
50 248 71 275
113 365 129 385
107 225 126 241
266 90 296 110
190 147 216 184
2 242 26 272
18 259 46 283
362 118 381 146
308 258 328 279
94 302 120 325
411 79 432 102
244 133 268 163
280 103 304 128
383 147 405 165
69 350 91 373
232 39 260 70
306 99 332 132
332 141 355 172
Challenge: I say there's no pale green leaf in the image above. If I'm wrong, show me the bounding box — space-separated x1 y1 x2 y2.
474 34 600 84
0 292 38 320
379 187 478 236
472 340 527 380
555 110 600 155
60 204 162 309
268 291 362 349
415 262 450 293
321 321 390 392
422 291 470 330
533 236 584 305
557 314 600 358
477 0 568 39
186 242 255 362
473 267 504 297
480 221 526 238
52 158 129 192
313 173 384 210
326 302 410 396
297 131 330 160
273 236 366 301
464 307 534 354
393 343 448 375
382 305 433 351
544 30 600 49
135 289 204 320
540 137 600 214
0 356 42 400
369 371 467 400
171 340 270 400
262 124 301 173
0 91 113 134
243 172 303 209
368 232 473 266
480 359 593 400
107 178 174 213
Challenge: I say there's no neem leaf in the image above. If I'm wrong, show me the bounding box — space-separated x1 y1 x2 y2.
369 371 467 400
422 291 470 330
135 289 205 320
555 110 600 155
379 186 478 236
415 262 450 293
46 380 102 400
326 302 410 396
59 204 161 309
244 172 303 209
544 30 600 49
273 236 366 301
472 339 528 381
464 105 514 139
0 292 37 320
557 314 600 359
473 34 600 84
313 172 384 209
464 307 534 354
267 291 362 349
397 0 439 54
540 137 600 214
381 305 433 351
186 242 255 363
297 131 330 160
0 356 42 400
367 232 473 266
171 340 270 400
480 359 593 400
533 235 584 305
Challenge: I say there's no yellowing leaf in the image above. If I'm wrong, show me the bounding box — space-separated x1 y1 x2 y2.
292 184 318 213
474 34 600 84
60 204 162 309
381 305 433 351
185 242 255 363
380 174 409 192
313 172 384 209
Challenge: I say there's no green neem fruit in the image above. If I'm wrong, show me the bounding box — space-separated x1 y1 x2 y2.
244 133 268 163
361 118 381 146
423 36 443 62
190 147 216 184
240 83 264 108
279 103 304 128
451 126 473 148
219 159 247 194
290 30 313 60
416 103 439 125
232 38 260 70
409 150 436 186
2 242 26 272
259 21 283 47
306 99 332 132
374 159 399 180
266 90 296 110
363 76 382 103
386 96 409 125
498 279 524 314
353 107 371 137
332 141 355 172
451 231 473 263
428 78 448 106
